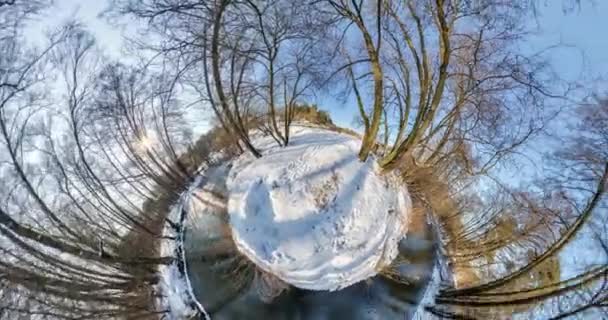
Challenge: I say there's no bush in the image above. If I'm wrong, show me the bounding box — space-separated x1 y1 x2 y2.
290 103 334 126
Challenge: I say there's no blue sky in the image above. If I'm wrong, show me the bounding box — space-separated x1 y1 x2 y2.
532 1 608 84
322 1 608 129
26 1 608 129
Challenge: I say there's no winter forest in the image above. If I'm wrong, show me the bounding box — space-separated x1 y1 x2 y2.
0 0 607 319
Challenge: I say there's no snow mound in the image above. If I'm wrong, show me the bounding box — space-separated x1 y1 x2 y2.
227 127 411 291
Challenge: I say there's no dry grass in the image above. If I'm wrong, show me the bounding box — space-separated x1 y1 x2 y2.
383 154 481 288
379 255 413 285
114 184 188 319
312 170 341 209
253 269 290 303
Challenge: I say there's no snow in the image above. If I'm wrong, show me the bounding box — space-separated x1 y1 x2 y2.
158 263 199 319
227 126 411 291
157 175 210 320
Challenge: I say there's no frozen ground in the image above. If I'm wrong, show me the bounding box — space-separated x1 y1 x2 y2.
227 126 411 291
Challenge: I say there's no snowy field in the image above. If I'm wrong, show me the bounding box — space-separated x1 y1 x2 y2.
227 126 411 291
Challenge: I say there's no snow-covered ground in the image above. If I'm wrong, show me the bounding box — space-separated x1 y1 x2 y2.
157 175 210 320
227 126 411 291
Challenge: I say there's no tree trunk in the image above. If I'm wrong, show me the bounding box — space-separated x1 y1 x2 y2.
211 0 261 158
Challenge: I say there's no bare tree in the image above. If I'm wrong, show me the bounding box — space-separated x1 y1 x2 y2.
321 0 385 161
241 0 324 146
422 96 608 319
110 0 330 155
315 0 569 171
0 4 208 316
